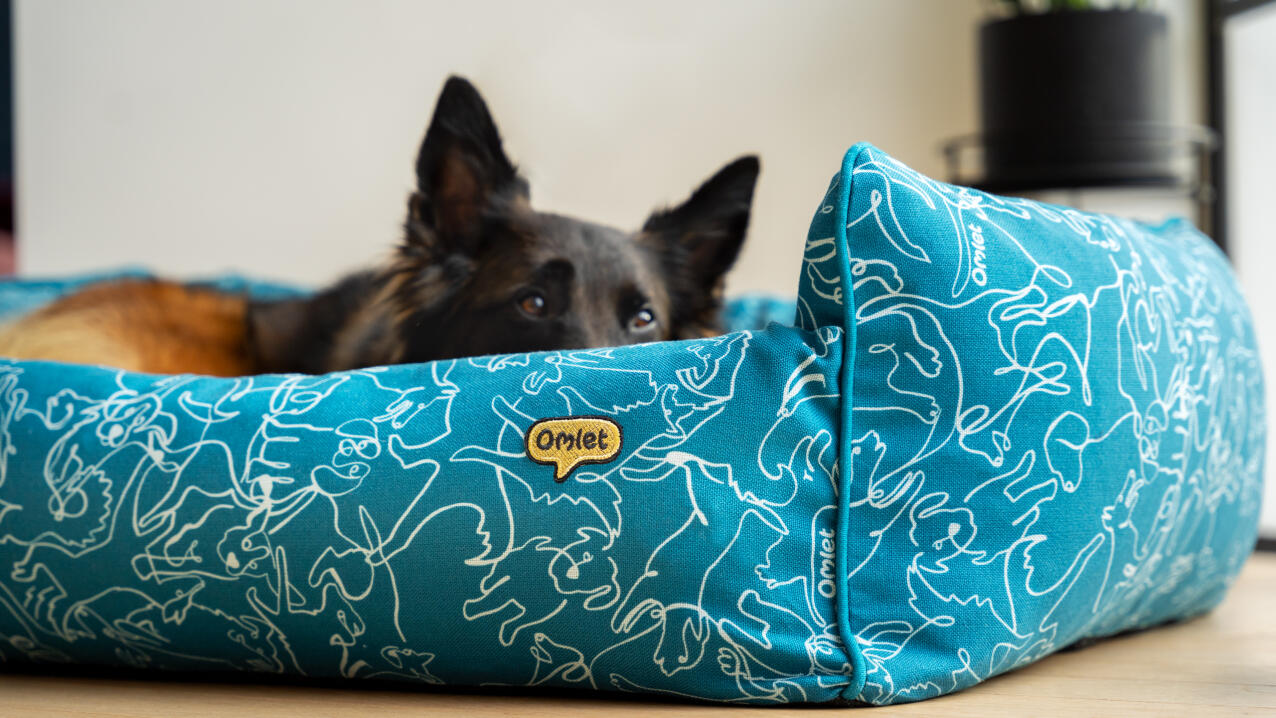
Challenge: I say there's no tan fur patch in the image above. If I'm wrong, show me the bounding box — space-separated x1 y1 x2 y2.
0 280 253 376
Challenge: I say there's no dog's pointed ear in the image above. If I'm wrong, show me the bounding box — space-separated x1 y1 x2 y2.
641 156 759 303
408 76 527 254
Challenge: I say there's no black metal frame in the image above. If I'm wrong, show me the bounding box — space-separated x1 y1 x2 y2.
1207 0 1276 255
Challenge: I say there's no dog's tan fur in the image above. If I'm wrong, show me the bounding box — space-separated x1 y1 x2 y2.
0 280 253 376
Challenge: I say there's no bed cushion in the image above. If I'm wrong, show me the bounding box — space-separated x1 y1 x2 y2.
799 143 1265 704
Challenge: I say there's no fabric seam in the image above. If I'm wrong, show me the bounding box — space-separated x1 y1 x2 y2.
834 144 868 702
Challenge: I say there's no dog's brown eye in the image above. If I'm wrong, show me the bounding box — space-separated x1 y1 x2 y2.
518 292 548 317
630 307 656 331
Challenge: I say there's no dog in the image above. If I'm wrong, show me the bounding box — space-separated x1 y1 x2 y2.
0 76 760 376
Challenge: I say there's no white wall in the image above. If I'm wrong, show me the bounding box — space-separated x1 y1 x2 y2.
1225 4 1276 537
14 0 986 294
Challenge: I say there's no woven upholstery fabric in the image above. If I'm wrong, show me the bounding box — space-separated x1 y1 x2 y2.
799 143 1265 705
0 143 1264 705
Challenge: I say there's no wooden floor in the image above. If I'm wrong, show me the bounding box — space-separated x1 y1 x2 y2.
3 553 1274 717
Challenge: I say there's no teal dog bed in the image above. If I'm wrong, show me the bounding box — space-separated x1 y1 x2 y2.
0 144 1263 705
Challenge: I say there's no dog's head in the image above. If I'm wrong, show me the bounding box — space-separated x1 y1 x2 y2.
385 76 759 362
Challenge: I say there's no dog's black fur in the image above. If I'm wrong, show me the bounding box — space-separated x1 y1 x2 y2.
248 76 759 373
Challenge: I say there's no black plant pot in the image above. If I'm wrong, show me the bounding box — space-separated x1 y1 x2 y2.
978 9 1173 192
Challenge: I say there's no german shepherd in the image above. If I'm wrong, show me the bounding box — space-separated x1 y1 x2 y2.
0 76 760 376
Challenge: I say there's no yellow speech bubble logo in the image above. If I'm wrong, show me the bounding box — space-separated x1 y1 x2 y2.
525 416 623 481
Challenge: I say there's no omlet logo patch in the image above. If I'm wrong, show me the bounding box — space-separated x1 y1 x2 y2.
526 416 622 481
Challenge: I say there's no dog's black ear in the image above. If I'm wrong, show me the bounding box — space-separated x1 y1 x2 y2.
409 76 527 254
641 156 759 314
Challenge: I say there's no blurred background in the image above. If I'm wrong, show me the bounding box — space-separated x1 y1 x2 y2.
2 0 1274 536
9 0 1213 292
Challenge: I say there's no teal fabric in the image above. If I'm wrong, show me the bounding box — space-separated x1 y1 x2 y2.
800 144 1265 704
0 144 1264 706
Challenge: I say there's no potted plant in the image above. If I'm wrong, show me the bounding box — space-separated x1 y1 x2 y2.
977 0 1173 191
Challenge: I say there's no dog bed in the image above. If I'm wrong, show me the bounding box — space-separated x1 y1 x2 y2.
0 143 1263 706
